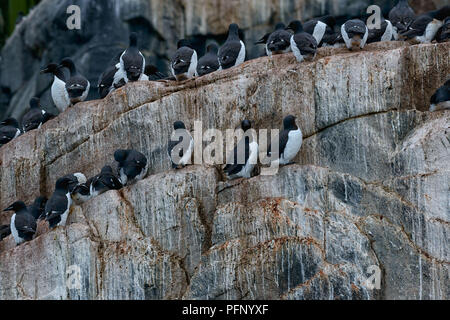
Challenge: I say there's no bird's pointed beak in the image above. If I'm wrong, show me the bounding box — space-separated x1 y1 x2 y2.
3 205 14 212
40 68 49 74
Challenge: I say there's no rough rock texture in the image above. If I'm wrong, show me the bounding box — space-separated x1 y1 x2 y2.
0 0 444 119
0 41 449 300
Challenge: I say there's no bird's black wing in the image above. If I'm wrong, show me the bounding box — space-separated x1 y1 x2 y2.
0 126 18 144
401 15 433 38
45 194 69 221
98 65 117 99
171 48 194 74
22 109 44 132
197 54 220 76
0 225 11 240
294 33 318 55
367 21 388 43
268 129 289 158
66 75 89 99
14 213 37 234
267 30 291 51
218 41 242 69
224 137 250 176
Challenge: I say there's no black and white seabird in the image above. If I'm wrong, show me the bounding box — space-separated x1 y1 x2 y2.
4 201 37 245
223 120 259 180
28 196 48 220
45 176 78 229
255 23 291 56
196 44 221 76
0 225 11 241
22 97 54 132
0 118 21 146
367 18 394 44
114 149 148 185
59 58 90 106
40 63 71 113
435 17 450 43
389 0 416 35
98 52 123 99
115 33 146 86
72 177 94 204
218 23 246 69
341 19 369 50
143 65 165 81
303 15 339 47
90 166 123 197
430 80 450 112
400 6 450 44
171 39 198 81
267 115 303 166
168 121 194 169
285 21 318 63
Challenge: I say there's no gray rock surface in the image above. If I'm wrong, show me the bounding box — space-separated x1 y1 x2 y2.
0 0 444 119
0 41 449 300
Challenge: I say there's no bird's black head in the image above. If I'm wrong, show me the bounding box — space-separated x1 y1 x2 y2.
114 149 130 163
286 20 303 33
177 39 192 49
29 97 40 109
283 115 298 130
4 201 27 212
321 15 336 28
255 33 270 45
40 63 61 75
241 119 252 131
229 23 240 34
0 118 19 128
129 32 138 47
55 177 78 192
58 58 76 74
206 43 219 54
275 22 286 30
33 196 48 210
101 165 114 174
173 121 186 130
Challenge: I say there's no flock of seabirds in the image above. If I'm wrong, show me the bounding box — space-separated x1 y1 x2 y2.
0 0 449 246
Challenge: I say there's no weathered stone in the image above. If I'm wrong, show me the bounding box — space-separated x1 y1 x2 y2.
0 41 448 300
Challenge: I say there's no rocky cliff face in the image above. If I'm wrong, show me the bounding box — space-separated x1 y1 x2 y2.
0 0 444 119
0 41 449 300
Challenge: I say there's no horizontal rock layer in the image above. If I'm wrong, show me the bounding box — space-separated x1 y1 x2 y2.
0 41 449 299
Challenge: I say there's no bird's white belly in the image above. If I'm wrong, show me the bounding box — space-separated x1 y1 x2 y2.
280 129 303 164
10 214 24 245
240 141 259 178
381 21 393 42
52 77 70 113
312 21 327 45
187 51 198 78
57 193 72 227
180 137 194 166
235 41 246 66
290 36 304 62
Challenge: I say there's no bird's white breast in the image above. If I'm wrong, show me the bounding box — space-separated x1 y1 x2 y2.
235 41 246 66
313 21 327 45
10 214 24 245
290 36 304 63
51 76 70 113
281 129 303 164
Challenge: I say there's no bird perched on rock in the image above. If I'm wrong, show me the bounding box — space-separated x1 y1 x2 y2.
218 23 246 69
58 58 90 106
267 115 303 167
285 20 318 62
400 6 450 44
90 166 123 197
71 179 93 204
196 43 221 76
435 17 450 43
114 149 148 186
0 118 21 146
389 0 416 34
28 196 48 220
367 19 394 44
0 225 11 241
115 33 146 86
45 176 79 229
303 15 339 47
168 121 194 169
21 97 54 132
171 39 198 81
142 65 165 81
341 19 369 50
40 63 71 113
430 80 450 112
224 120 258 180
98 52 123 99
62 172 87 192
255 23 291 56
4 201 37 245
